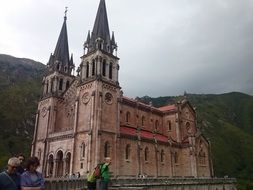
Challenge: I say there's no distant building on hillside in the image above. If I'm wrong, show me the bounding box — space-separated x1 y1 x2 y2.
31 0 213 178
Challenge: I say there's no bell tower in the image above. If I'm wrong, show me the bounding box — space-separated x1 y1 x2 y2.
32 10 76 175
79 0 119 85
42 10 75 98
76 0 121 174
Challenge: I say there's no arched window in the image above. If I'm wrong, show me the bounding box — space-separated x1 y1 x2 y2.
104 141 110 158
48 154 54 177
186 122 190 129
92 60 95 76
141 116 145 127
57 63 60 70
56 150 64 177
161 149 165 163
168 120 172 131
198 149 206 165
50 80 53 93
126 112 130 123
66 81 70 89
109 62 113 79
98 42 102 50
102 60 106 76
86 63 89 78
144 147 149 161
65 152 71 175
174 152 178 164
46 82 49 94
80 143 85 159
199 140 203 148
155 120 159 131
59 79 63 90
125 144 131 160
37 149 42 161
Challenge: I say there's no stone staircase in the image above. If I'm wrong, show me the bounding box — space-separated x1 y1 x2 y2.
110 188 147 190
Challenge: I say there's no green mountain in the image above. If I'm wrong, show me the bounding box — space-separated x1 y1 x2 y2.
0 54 252 189
0 54 45 168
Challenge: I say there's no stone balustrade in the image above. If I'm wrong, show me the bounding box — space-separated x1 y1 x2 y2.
44 177 237 190
45 178 85 190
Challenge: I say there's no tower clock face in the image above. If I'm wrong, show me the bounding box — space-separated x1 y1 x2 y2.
105 92 113 104
82 92 90 104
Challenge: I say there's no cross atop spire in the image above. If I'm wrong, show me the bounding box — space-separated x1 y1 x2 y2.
64 7 68 20
84 0 117 55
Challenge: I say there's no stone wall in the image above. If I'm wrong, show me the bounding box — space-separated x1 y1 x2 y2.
44 177 237 190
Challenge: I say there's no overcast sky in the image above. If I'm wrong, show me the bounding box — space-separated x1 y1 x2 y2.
0 0 253 97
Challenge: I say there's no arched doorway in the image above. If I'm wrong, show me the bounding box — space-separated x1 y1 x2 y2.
56 150 64 177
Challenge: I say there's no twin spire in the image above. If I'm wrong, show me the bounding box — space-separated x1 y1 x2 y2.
84 0 117 55
47 0 117 75
53 7 70 64
47 7 74 75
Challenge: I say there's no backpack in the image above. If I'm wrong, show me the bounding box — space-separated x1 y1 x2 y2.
87 172 96 182
94 163 104 178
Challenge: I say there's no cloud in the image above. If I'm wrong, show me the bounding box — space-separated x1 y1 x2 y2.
0 0 252 97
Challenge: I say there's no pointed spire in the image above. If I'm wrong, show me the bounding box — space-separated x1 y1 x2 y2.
53 13 69 67
47 8 74 75
84 0 117 55
92 0 110 43
48 53 53 66
84 30 91 48
87 30 91 43
70 53 73 63
111 31 115 45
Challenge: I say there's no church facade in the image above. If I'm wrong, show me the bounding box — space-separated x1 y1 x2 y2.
32 0 213 178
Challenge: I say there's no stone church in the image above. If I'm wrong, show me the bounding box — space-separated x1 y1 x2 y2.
32 0 213 178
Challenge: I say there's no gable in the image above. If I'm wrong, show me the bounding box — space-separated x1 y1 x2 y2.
181 101 196 120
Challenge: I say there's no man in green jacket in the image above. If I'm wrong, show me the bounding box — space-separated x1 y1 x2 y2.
99 157 111 190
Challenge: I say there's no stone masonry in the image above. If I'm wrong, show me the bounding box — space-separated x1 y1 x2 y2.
32 0 213 180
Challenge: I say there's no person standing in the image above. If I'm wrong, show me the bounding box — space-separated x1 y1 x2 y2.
16 154 25 175
87 171 96 190
20 157 45 190
99 157 111 190
0 157 21 190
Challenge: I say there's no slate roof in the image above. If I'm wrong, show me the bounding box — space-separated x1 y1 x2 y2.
92 0 110 43
84 0 117 55
47 15 74 75
53 16 70 66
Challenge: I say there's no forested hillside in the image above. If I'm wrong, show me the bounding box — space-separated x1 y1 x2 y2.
0 54 252 189
0 54 45 168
